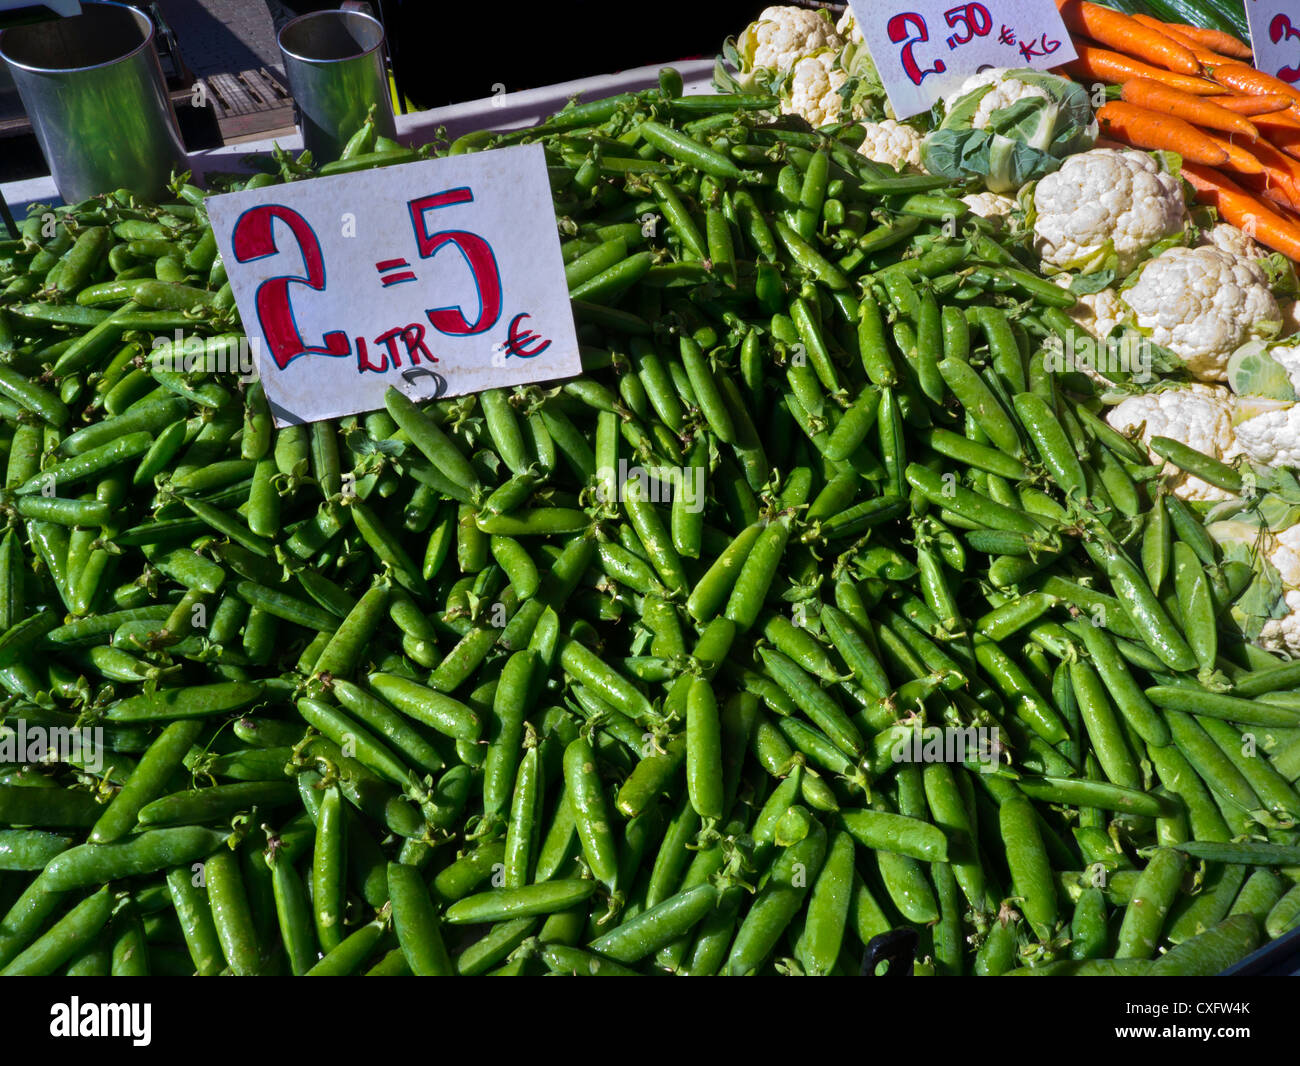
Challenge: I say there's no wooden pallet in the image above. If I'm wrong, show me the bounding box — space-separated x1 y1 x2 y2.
202 67 295 142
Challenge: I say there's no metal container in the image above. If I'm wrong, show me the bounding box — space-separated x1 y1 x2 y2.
277 8 395 163
0 1 185 203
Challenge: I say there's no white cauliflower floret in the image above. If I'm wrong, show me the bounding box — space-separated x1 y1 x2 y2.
1258 593 1300 656
1203 222 1266 262
858 119 924 171
1052 274 1125 339
783 52 847 129
962 191 1016 229
1236 406 1300 467
1233 342 1300 468
1121 246 1281 382
1033 149 1186 276
1105 384 1243 501
836 9 863 43
951 69 1052 130
744 6 842 74
1270 524 1300 588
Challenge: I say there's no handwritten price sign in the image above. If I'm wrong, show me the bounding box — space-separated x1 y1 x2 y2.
1247 1 1300 85
848 0 1077 118
205 144 581 426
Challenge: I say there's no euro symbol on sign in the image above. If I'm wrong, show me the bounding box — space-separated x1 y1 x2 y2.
501 312 552 359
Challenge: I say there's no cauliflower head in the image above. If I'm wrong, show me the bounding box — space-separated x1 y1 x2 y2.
782 51 847 129
1121 246 1281 382
1232 342 1300 468
951 69 1052 130
922 68 1096 194
1203 222 1266 262
858 120 924 172
1105 383 1243 501
741 6 842 76
1033 149 1186 275
962 191 1017 229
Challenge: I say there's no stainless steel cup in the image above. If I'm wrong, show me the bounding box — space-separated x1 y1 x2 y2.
277 9 395 162
0 1 186 203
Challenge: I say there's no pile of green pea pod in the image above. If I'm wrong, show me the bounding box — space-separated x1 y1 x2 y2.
1 71 1299 978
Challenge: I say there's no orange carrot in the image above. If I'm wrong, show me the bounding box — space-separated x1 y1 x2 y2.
1201 132 1265 174
1241 172 1300 215
1254 111 1300 132
1182 162 1300 260
1212 64 1300 107
1066 44 1226 94
1120 77 1257 138
1129 14 1233 66
1253 119 1300 164
1057 0 1201 74
1264 138 1300 168
1166 22 1253 61
1216 94 1293 116
1096 101 1230 165
1248 139 1300 186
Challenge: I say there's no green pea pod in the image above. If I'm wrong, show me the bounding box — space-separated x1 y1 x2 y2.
1149 915 1260 976
590 883 717 964
563 737 619 891
679 335 737 443
840 809 948 862
723 516 791 633
1012 393 1087 498
1000 795 1058 942
2 886 114 977
685 678 724 821
88 720 203 843
1172 541 1218 680
1087 537 1197 672
905 464 1046 537
42 828 230 891
726 819 827 975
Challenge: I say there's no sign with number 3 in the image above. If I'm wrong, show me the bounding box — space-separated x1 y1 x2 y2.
205 144 581 426
848 0 1076 118
1247 1 1300 85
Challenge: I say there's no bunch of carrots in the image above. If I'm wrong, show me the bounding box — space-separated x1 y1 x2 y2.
1056 0 1300 261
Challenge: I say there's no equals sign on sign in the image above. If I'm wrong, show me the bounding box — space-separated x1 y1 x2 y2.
375 259 418 287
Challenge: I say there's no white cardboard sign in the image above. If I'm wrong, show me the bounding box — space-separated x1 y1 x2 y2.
1245 1 1300 87
205 144 582 426
848 0 1077 119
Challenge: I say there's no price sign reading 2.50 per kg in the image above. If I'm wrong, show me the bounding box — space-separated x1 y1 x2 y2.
848 0 1077 119
205 144 581 426
1246 1 1300 86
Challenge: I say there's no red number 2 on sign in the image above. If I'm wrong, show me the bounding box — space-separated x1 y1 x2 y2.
888 12 946 86
230 205 349 371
